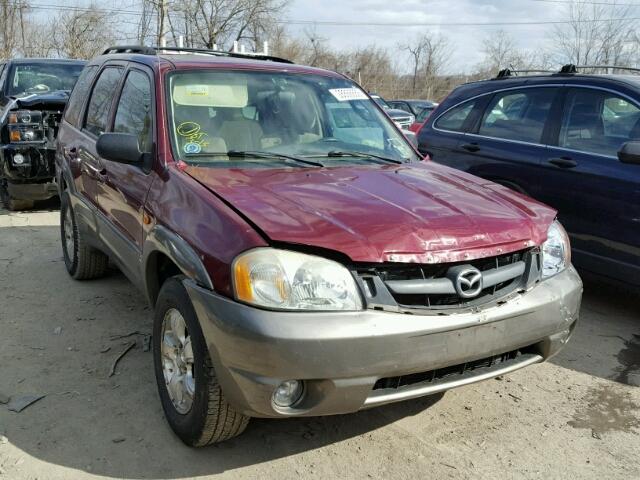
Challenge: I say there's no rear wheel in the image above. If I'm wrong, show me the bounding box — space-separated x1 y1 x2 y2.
153 277 249 446
60 192 109 280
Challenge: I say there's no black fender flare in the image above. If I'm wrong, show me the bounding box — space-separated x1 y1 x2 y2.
142 225 214 304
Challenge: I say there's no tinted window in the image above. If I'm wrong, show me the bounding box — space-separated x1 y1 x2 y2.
434 100 476 132
478 88 556 143
84 67 123 137
113 70 153 153
560 88 640 157
64 66 98 127
389 102 411 113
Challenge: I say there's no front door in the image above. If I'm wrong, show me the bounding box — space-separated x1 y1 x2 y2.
95 66 156 284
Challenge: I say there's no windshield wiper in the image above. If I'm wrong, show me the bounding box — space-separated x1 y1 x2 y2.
184 150 324 167
323 150 405 165
227 150 325 167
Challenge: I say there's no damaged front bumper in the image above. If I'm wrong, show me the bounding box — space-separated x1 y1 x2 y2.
1 143 57 201
184 266 583 418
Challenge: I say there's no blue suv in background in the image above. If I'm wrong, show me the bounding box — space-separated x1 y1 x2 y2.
417 65 640 286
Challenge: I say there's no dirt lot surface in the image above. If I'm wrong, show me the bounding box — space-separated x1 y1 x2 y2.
0 206 639 479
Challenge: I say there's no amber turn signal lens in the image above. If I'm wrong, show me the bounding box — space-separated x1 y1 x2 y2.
233 258 254 302
8 113 17 124
9 130 21 142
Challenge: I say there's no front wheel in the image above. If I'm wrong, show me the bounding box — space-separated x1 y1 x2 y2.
153 277 249 446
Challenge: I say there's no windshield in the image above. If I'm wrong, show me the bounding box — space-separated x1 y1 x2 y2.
9 63 85 96
167 70 417 167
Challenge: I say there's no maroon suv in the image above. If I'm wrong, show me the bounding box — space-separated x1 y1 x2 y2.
56 46 583 446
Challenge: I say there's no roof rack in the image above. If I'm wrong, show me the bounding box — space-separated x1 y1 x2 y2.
560 64 640 74
101 45 293 64
495 68 555 79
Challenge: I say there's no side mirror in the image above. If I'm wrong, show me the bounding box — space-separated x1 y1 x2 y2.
618 141 640 165
96 133 143 165
404 130 418 148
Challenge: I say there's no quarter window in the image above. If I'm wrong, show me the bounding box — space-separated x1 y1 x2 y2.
83 67 123 137
434 100 477 132
560 88 640 157
478 88 556 143
65 66 98 127
113 70 153 153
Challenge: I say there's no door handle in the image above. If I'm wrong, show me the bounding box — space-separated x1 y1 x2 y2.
548 157 577 169
460 143 480 153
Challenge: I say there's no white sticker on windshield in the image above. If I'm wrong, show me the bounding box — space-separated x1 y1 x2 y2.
185 85 209 96
329 88 368 102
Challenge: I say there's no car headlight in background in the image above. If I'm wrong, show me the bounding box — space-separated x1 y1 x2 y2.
8 110 44 143
541 220 571 279
233 248 362 311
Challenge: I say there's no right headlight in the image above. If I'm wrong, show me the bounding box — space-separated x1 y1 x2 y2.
232 248 363 311
541 220 571 279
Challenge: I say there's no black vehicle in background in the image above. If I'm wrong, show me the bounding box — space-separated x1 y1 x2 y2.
388 99 438 117
0 58 86 210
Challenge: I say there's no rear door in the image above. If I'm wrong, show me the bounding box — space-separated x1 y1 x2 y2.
541 86 640 282
95 65 156 281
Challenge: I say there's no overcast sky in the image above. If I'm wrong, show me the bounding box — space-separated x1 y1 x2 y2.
285 0 573 73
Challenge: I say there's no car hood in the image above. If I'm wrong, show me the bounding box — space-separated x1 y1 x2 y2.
12 90 70 110
185 161 556 264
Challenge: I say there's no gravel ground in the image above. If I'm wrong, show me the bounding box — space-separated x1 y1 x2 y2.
0 206 638 480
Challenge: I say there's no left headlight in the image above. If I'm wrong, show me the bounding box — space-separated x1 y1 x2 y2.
541 220 571 279
7 110 44 143
232 248 363 311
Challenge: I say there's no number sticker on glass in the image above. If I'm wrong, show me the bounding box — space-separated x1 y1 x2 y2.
329 88 368 102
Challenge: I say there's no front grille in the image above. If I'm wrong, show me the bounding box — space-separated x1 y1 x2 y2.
356 249 536 311
373 346 535 391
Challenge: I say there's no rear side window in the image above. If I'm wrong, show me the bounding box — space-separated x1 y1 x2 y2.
434 100 476 132
478 88 556 143
113 70 153 153
83 67 123 137
559 88 640 157
64 66 98 127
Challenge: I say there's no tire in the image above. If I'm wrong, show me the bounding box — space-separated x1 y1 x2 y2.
60 192 109 280
153 277 249 446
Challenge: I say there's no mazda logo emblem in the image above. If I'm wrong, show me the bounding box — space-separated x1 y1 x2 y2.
447 265 484 299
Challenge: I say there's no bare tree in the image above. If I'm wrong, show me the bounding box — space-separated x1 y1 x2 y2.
400 33 451 96
0 0 26 60
553 1 639 67
52 5 116 59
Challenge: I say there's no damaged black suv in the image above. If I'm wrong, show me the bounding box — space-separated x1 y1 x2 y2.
0 58 85 210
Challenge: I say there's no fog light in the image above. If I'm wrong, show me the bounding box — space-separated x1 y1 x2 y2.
272 380 303 408
13 154 25 165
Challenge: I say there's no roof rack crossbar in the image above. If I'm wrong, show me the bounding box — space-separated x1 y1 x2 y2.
495 68 555 79
102 45 293 64
560 64 640 74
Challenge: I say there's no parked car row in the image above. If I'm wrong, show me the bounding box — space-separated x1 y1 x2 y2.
416 68 640 287
53 45 581 446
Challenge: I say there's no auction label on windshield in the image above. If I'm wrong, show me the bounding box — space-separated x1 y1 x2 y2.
329 88 369 102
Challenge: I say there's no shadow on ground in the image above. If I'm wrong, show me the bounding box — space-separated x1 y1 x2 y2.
551 274 640 386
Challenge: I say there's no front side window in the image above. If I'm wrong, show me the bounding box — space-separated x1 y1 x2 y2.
65 66 98 127
113 70 153 153
478 88 556 143
8 63 85 96
84 67 123 137
166 70 418 167
434 100 477 132
560 88 640 157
